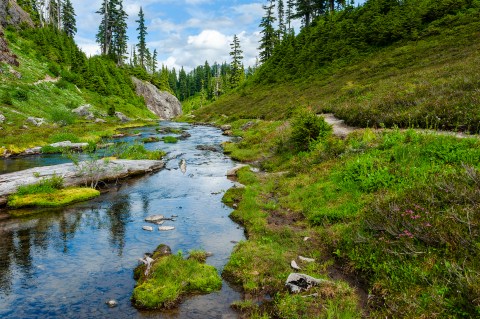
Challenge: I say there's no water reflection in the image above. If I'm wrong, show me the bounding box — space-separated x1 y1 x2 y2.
0 123 245 318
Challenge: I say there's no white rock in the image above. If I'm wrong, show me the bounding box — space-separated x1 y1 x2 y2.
158 226 175 231
106 300 117 308
285 273 330 293
142 226 154 231
303 237 311 241
299 256 315 263
226 164 248 177
0 114 5 123
291 260 301 270
179 159 186 174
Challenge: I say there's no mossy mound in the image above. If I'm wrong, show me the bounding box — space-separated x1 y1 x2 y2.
132 248 222 309
8 187 100 209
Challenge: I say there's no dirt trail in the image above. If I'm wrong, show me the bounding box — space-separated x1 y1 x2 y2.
320 113 478 139
33 75 60 85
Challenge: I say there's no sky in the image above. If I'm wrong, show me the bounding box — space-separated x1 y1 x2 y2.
71 0 365 72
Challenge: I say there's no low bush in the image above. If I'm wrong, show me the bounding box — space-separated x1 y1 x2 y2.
290 108 332 152
16 174 64 195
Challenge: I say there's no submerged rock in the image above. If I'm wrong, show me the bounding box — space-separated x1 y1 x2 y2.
145 214 165 223
196 145 222 152
158 226 175 231
105 299 118 308
142 226 154 231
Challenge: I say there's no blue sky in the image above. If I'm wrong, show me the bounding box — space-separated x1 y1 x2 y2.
71 0 365 72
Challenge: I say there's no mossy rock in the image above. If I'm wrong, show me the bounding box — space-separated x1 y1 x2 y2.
142 136 161 143
132 248 222 309
8 187 100 209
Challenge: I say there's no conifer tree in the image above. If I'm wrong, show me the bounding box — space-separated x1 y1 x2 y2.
178 67 188 100
110 0 128 64
62 0 77 37
286 0 295 32
47 0 60 28
152 49 158 73
96 0 112 55
258 0 277 63
136 7 148 69
229 34 244 88
277 0 286 41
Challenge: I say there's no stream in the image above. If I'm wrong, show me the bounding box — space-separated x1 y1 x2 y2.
0 122 245 318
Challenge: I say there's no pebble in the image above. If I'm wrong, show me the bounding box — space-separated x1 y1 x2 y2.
142 226 154 231
158 226 175 231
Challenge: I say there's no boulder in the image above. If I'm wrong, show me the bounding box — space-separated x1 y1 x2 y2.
95 118 106 123
49 141 89 150
220 124 232 131
26 117 45 127
0 1 34 29
222 130 233 136
115 111 130 123
23 147 42 155
145 215 165 223
0 113 5 123
132 77 182 120
285 273 330 293
226 164 248 177
72 104 94 119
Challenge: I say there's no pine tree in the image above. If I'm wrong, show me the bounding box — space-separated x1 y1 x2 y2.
152 49 158 73
229 34 244 88
136 7 148 69
278 0 286 41
47 0 60 28
96 0 112 55
258 0 277 63
62 0 77 37
286 0 295 31
178 67 188 100
110 0 128 65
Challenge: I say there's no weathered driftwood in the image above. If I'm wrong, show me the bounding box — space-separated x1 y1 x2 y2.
0 159 164 205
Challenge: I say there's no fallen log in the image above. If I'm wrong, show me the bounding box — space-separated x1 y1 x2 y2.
0 159 164 205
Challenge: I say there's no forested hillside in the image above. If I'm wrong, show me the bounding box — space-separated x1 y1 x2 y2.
195 0 480 133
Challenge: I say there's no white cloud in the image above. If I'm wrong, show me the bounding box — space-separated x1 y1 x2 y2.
187 30 229 50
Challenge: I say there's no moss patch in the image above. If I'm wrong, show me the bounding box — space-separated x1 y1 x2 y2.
8 187 100 209
132 250 222 309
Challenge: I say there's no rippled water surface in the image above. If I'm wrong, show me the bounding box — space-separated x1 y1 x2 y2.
0 122 244 318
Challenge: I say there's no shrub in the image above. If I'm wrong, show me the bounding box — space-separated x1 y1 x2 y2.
12 89 28 101
55 79 69 89
49 108 76 126
1 91 13 105
163 136 178 143
290 108 332 151
16 174 64 195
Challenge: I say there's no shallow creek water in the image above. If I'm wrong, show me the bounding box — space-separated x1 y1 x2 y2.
0 122 245 318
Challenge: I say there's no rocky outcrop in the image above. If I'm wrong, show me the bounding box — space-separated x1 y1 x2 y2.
0 1 34 67
72 104 94 118
0 0 34 28
0 159 164 204
115 111 130 122
132 77 182 120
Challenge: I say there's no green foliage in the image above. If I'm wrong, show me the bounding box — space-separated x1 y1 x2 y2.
48 132 81 143
132 251 222 309
1 91 13 105
12 88 28 101
49 107 77 126
110 142 165 160
16 174 64 195
162 136 178 143
8 187 100 208
290 108 332 151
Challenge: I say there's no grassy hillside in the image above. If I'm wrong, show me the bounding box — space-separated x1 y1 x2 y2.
194 0 480 133
0 27 157 153
188 0 480 318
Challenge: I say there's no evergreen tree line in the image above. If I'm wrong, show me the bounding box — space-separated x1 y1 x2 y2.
258 0 348 63
256 0 479 83
17 0 77 37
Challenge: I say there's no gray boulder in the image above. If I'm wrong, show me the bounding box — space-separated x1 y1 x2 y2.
132 77 182 120
0 113 5 123
95 118 106 123
26 117 45 126
49 141 89 150
72 104 94 119
285 273 331 293
115 111 130 123
220 125 232 131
